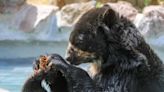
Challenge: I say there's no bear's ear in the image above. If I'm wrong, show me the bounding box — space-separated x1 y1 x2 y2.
101 5 118 27
96 5 119 42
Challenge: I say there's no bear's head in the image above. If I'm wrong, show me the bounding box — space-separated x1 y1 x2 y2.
66 5 144 68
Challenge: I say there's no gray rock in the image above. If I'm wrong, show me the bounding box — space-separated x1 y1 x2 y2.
107 1 138 21
0 4 60 41
134 5 164 38
57 1 96 31
134 5 164 62
0 0 26 13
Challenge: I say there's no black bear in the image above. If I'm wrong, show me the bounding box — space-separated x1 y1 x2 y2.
22 54 99 92
66 5 164 92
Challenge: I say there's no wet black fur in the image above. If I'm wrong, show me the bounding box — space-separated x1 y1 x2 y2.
22 58 69 92
22 70 47 92
66 5 164 92
22 54 100 92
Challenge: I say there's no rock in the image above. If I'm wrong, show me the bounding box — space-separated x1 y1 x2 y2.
143 5 164 18
122 0 136 6
57 1 96 31
53 0 90 9
0 0 26 13
0 3 59 41
107 1 138 21
12 4 58 33
98 0 143 9
134 5 164 61
2 0 26 6
134 5 164 38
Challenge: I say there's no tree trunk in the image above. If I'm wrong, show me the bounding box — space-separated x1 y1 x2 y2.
149 0 159 5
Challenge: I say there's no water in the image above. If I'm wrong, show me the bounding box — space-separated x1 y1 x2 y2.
146 38 164 62
0 41 68 92
0 66 32 92
0 39 164 92
0 41 68 58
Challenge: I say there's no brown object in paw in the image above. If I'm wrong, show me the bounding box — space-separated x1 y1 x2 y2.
39 55 49 70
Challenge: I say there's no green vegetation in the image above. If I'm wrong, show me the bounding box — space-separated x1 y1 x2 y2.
144 0 151 6
95 1 103 8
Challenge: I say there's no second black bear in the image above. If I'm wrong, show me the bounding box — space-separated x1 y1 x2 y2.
22 54 100 92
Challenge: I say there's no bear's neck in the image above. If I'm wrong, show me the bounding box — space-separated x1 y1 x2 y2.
89 60 102 78
92 64 150 92
90 53 150 80
94 68 138 92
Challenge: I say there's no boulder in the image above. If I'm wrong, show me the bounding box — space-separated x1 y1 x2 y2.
134 5 164 61
107 1 138 21
0 3 59 41
134 5 164 38
0 0 26 13
57 1 96 31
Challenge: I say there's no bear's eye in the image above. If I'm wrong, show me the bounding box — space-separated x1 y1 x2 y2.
89 46 92 49
69 47 74 53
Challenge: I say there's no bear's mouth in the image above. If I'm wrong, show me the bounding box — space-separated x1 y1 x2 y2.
66 42 98 65
67 55 99 65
